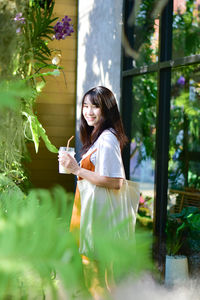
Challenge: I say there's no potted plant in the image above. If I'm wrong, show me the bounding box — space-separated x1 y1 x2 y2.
165 206 200 285
165 214 188 286
165 207 194 285
181 207 200 276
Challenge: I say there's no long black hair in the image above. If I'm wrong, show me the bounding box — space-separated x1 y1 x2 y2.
80 86 128 154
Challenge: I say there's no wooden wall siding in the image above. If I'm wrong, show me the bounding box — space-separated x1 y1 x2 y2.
27 0 77 191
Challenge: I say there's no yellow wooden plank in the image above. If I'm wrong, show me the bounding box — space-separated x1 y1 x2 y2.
57 60 77 71
30 176 74 186
40 81 76 95
53 72 75 83
37 114 75 127
29 161 58 171
57 44 77 53
43 126 75 137
29 169 74 180
51 38 76 50
51 49 76 59
54 1 77 9
41 81 76 94
27 148 58 159
61 57 77 65
37 92 75 104
55 0 77 6
36 103 75 116
40 71 76 83
54 5 77 16
29 177 74 191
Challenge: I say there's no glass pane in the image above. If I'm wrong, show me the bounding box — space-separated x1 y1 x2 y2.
130 73 157 219
173 0 200 59
168 64 200 211
126 2 159 68
167 64 200 262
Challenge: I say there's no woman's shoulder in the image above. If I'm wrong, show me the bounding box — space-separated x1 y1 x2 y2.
98 129 119 145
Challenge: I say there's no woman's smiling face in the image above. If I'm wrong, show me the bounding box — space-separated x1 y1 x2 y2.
82 96 102 128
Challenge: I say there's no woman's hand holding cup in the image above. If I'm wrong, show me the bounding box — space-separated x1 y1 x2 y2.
58 147 80 174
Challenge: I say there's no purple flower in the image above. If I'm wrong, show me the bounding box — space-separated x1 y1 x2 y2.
53 16 74 40
55 32 62 40
62 16 71 24
14 12 25 24
54 22 63 32
177 76 185 86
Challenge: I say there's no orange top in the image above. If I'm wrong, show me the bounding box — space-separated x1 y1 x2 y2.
70 149 97 233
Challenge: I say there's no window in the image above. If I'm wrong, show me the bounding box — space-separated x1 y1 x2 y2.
122 0 200 263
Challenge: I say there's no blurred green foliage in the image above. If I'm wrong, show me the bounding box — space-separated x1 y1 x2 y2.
0 176 153 299
0 181 85 299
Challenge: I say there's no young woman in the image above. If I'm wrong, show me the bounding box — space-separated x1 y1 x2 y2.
59 86 129 298
59 86 127 185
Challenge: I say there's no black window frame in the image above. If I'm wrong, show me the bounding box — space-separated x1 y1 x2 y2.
121 0 200 269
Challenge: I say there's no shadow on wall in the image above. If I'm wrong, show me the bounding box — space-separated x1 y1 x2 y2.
82 0 123 96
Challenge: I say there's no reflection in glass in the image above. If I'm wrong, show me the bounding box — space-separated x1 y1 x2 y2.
169 64 200 189
131 2 159 67
173 0 200 59
168 64 200 214
167 65 200 263
130 73 157 217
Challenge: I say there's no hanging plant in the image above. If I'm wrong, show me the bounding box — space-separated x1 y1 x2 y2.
38 0 53 9
0 0 74 185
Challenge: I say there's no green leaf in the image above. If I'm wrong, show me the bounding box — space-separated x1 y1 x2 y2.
23 112 39 152
38 123 58 153
36 81 46 92
26 69 60 80
34 63 60 70
0 81 32 110
23 111 58 153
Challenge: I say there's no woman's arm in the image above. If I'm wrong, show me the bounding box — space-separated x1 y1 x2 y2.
77 167 123 189
58 153 123 190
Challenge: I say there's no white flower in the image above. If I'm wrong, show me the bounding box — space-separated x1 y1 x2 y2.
52 55 61 65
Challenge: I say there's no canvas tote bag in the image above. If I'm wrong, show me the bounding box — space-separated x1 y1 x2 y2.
78 145 140 257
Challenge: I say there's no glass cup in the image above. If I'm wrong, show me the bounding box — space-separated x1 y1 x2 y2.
59 147 75 174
